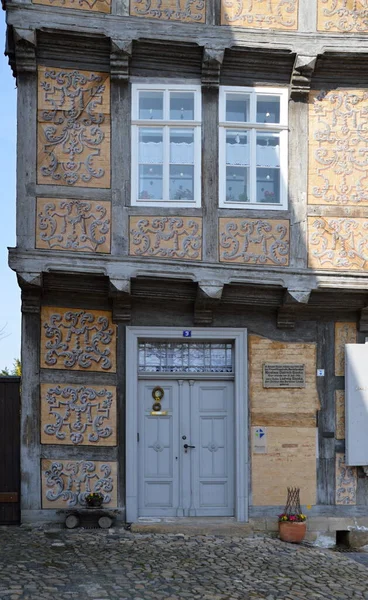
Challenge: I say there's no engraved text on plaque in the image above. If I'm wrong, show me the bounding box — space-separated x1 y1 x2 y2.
263 364 306 388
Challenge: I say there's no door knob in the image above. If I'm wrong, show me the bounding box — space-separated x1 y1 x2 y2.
183 444 196 449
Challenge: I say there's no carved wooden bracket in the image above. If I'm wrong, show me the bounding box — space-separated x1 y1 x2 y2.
112 296 131 323
194 282 223 325
198 280 224 300
110 39 133 82
194 307 213 325
277 306 296 330
277 289 311 329
110 277 131 322
290 54 317 101
17 272 42 289
109 277 131 296
201 47 225 88
21 289 41 314
287 289 311 305
9 27 37 78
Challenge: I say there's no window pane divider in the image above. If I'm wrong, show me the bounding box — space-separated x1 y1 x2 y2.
163 125 169 201
219 122 287 130
250 128 256 206
132 120 201 127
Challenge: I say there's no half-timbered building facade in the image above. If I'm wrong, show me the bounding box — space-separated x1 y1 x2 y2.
5 0 368 537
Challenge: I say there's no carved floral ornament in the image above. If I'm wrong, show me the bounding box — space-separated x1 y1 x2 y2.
37 67 110 188
41 384 117 446
36 198 111 253
219 218 290 266
308 217 368 271
221 0 298 30
41 307 116 372
129 216 202 260
42 459 117 508
309 90 368 206
130 0 205 21
318 0 368 32
335 453 357 505
33 0 111 12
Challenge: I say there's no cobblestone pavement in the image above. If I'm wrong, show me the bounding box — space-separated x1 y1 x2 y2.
0 527 368 600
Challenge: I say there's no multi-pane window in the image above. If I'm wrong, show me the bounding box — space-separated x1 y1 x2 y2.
138 342 233 373
219 87 288 209
131 85 202 207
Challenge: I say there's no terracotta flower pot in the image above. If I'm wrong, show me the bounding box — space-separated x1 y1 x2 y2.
278 521 306 544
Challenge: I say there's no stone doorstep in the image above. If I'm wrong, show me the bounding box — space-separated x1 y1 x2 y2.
130 522 254 536
130 517 278 537
131 516 353 538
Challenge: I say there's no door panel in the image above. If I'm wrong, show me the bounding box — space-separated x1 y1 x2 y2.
138 381 179 516
191 381 234 516
138 379 234 517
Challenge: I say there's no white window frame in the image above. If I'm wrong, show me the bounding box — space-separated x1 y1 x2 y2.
219 86 289 210
131 84 202 208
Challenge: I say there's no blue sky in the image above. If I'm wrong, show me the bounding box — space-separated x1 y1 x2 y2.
0 17 21 371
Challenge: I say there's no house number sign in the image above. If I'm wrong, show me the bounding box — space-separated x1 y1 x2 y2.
263 364 306 388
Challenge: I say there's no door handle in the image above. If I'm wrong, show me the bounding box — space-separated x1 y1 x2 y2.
183 444 196 449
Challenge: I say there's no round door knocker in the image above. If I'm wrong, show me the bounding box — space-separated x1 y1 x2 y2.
152 386 164 412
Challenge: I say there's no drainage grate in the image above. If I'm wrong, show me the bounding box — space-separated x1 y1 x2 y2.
331 546 360 553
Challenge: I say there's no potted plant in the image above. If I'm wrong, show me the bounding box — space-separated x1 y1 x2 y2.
85 492 104 509
278 487 307 543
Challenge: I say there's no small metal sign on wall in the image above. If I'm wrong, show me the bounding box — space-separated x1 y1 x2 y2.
252 427 267 454
263 364 306 388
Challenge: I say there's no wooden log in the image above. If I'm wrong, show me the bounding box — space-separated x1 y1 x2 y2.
65 514 80 529
98 516 113 529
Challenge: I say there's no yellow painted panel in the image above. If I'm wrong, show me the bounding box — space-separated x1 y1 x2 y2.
308 217 368 271
130 0 205 22
37 67 110 188
40 307 117 372
249 336 320 416
309 90 368 206
36 198 111 253
335 390 345 440
317 0 368 33
219 218 290 266
252 427 317 506
130 216 202 260
334 322 357 376
33 0 111 12
221 0 298 30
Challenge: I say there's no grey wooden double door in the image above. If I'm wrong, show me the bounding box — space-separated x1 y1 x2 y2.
138 379 235 517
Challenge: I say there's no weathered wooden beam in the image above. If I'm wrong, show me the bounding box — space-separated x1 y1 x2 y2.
201 46 225 88
290 54 317 101
110 39 132 81
7 26 37 78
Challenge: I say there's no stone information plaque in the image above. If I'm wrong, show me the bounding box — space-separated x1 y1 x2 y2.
263 364 305 388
